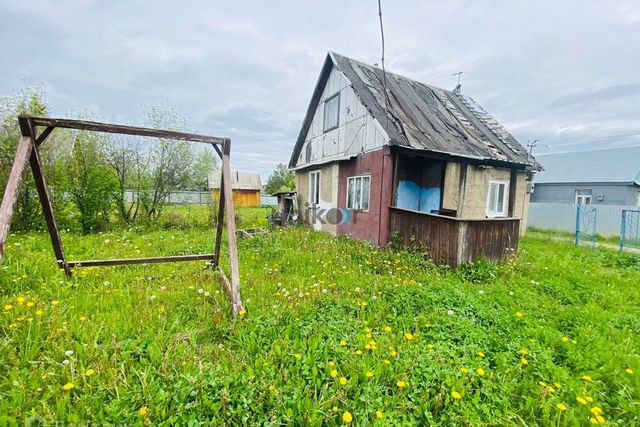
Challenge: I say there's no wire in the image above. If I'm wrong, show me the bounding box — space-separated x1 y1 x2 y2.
377 0 389 122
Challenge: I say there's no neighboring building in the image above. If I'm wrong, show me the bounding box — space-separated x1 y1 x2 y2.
288 52 541 266
208 171 262 207
532 147 640 206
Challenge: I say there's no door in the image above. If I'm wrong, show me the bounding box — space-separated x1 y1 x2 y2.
309 170 321 229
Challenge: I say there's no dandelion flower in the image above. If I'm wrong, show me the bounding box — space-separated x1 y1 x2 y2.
339 376 348 385
383 359 391 365
239 309 246 317
355 350 363 355
35 310 43 316
26 302 35 308
451 391 462 399
342 411 353 423
375 410 384 419
585 396 594 403
590 407 603 416
390 350 398 358
294 353 301 359
79 316 87 322
3 304 12 311
476 368 485 376
62 382 74 391
330 370 338 378
521 358 529 366
590 415 605 424
576 397 587 405
547 386 556 393
581 375 593 382
328 361 336 367
138 406 148 416
477 351 485 358
404 332 414 340
519 349 529 355
556 403 568 411
340 339 347 347
460 367 468 374
396 380 407 388
562 336 570 343
51 300 60 306
515 311 524 318
85 369 95 376
384 326 392 333
16 297 25 304
625 368 634 375
366 371 374 378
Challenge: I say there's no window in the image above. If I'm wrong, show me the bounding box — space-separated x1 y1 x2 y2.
323 93 340 132
575 189 592 205
486 180 508 217
309 171 320 205
636 191 640 207
347 175 371 211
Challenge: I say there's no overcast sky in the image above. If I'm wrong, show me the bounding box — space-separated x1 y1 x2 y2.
1 0 639 179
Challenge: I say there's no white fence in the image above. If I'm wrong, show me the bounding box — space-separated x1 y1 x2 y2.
528 202 638 236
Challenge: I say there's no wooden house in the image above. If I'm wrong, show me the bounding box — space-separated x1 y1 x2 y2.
289 52 542 267
208 171 261 208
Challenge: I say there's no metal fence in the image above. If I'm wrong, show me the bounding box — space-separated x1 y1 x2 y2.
620 210 640 250
123 191 279 206
528 202 639 237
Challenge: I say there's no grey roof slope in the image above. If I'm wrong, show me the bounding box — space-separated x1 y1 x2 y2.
208 171 261 190
290 52 541 171
534 146 640 185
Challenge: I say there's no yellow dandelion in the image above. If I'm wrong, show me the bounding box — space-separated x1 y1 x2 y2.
294 353 301 359
138 406 148 416
355 350 363 355
342 411 353 423
581 375 593 382
51 300 60 306
375 410 384 419
515 311 524 318
79 316 87 322
3 304 12 311
84 369 95 376
16 297 25 304
426 343 434 350
238 309 246 317
384 326 392 333
26 302 34 308
366 371 374 378
383 359 391 365
547 386 556 393
520 358 529 366
538 381 547 387
403 332 414 340
477 351 485 358
451 391 462 400
476 368 485 376
625 368 634 375
585 396 594 403
590 407 603 416
460 367 468 374
390 350 398 358
328 361 336 367
576 397 587 405
519 348 529 355
340 339 347 347
396 380 407 388
556 403 568 411
35 309 43 316
330 370 338 378
562 336 570 343
339 376 348 385
62 382 74 391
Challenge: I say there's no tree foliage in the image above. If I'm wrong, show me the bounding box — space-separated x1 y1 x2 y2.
265 163 295 195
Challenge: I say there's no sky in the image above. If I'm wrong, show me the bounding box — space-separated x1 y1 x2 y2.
1 0 639 179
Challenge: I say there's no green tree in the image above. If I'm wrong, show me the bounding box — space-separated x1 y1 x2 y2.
0 88 49 231
265 163 295 194
189 149 219 190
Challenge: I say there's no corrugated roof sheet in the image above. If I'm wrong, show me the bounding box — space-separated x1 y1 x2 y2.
289 52 541 171
534 146 640 185
208 171 261 190
330 53 541 170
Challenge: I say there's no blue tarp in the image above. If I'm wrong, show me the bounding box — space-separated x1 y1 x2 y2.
396 180 441 213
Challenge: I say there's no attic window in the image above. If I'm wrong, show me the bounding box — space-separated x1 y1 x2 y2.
323 93 340 132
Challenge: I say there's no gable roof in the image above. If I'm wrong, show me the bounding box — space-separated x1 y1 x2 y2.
290 52 541 171
208 171 261 190
534 146 640 185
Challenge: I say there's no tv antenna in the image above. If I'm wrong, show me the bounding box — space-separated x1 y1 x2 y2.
453 72 463 94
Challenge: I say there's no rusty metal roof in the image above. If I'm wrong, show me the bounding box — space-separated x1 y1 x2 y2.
290 53 541 171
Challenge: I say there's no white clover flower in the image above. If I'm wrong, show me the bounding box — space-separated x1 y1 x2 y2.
322 289 328 294
447 310 454 316
298 292 304 298
160 286 166 291
198 289 204 294
372 295 378 300
479 290 485 295
150 295 157 301
204 292 210 297
62 359 69 366
188 286 194 290
64 350 73 357
509 291 514 296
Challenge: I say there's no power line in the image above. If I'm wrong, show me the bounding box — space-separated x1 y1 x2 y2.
377 0 389 124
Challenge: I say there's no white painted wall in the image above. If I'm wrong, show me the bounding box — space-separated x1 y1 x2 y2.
293 66 388 168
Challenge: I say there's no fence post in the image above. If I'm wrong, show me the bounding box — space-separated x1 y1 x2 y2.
575 205 580 245
620 210 625 251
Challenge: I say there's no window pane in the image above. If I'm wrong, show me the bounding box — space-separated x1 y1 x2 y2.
497 183 505 212
315 173 320 204
354 177 361 210
323 94 340 131
488 183 497 212
347 178 354 209
362 177 370 211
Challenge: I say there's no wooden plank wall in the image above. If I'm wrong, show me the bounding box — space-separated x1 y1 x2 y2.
389 207 520 267
211 190 260 208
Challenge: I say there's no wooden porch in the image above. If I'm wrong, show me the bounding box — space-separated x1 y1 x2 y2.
389 207 520 267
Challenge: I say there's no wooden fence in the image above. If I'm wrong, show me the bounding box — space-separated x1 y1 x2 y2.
389 207 520 267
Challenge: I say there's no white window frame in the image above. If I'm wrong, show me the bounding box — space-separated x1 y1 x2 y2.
323 93 340 132
486 180 509 218
346 175 371 212
309 170 320 206
575 189 592 205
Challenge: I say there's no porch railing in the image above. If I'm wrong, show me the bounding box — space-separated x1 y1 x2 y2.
389 207 520 267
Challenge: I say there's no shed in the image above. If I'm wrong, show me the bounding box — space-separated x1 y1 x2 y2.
208 171 262 207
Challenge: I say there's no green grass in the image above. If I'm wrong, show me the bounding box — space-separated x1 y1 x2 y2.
1 210 639 425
